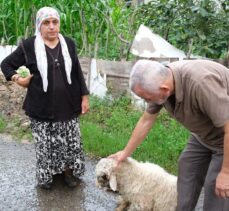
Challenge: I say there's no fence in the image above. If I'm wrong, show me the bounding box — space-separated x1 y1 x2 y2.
0 56 228 118
79 57 229 97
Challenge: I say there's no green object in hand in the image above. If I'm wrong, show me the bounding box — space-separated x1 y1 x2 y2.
16 66 30 78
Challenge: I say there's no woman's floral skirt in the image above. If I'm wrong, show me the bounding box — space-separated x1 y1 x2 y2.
30 117 85 185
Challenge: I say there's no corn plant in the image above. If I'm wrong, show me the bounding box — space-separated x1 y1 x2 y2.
0 0 137 60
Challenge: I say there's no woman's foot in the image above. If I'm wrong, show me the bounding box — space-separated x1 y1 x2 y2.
64 169 78 187
38 182 52 190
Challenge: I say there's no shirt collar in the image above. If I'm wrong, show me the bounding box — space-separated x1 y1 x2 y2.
166 63 183 104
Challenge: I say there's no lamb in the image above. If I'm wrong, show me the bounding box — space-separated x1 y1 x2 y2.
95 157 177 211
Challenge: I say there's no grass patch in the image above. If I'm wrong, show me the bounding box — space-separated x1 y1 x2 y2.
0 115 7 132
0 95 189 174
0 115 32 142
81 96 190 175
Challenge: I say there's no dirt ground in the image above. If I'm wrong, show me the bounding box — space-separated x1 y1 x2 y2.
0 134 203 211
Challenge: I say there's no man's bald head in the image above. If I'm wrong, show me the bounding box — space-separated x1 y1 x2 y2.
130 60 169 94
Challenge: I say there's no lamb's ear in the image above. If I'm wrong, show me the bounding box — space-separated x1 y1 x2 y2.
109 174 117 191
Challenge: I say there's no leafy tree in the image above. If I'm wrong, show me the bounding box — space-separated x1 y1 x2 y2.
135 0 229 58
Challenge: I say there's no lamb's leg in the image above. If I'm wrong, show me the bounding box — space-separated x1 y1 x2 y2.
116 196 130 211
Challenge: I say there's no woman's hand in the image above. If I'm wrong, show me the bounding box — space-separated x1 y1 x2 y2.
17 74 33 88
81 95 89 114
12 74 33 88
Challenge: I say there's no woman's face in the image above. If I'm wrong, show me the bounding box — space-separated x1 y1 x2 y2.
40 17 60 41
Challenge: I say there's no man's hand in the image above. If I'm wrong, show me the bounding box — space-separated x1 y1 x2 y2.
216 171 229 198
108 150 129 169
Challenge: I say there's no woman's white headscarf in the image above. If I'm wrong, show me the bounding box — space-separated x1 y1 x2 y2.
35 7 72 92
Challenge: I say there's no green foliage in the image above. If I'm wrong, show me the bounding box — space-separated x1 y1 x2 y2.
137 113 188 173
17 66 30 77
0 114 32 141
83 95 139 132
136 0 229 58
9 117 33 141
0 0 135 60
81 96 189 174
1 0 228 59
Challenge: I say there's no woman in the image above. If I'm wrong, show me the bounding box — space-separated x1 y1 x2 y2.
1 7 89 189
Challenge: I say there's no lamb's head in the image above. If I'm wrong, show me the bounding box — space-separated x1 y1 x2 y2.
95 158 118 192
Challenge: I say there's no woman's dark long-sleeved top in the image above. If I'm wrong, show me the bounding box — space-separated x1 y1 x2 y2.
1 36 89 121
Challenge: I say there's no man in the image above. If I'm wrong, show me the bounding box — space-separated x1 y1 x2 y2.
109 59 229 211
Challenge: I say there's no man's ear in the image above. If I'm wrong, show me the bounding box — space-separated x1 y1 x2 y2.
159 85 170 94
109 174 117 191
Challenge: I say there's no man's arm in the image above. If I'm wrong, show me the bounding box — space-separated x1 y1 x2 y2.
216 122 229 198
109 111 158 166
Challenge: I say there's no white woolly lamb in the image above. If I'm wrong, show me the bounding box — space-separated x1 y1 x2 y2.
95 157 177 211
